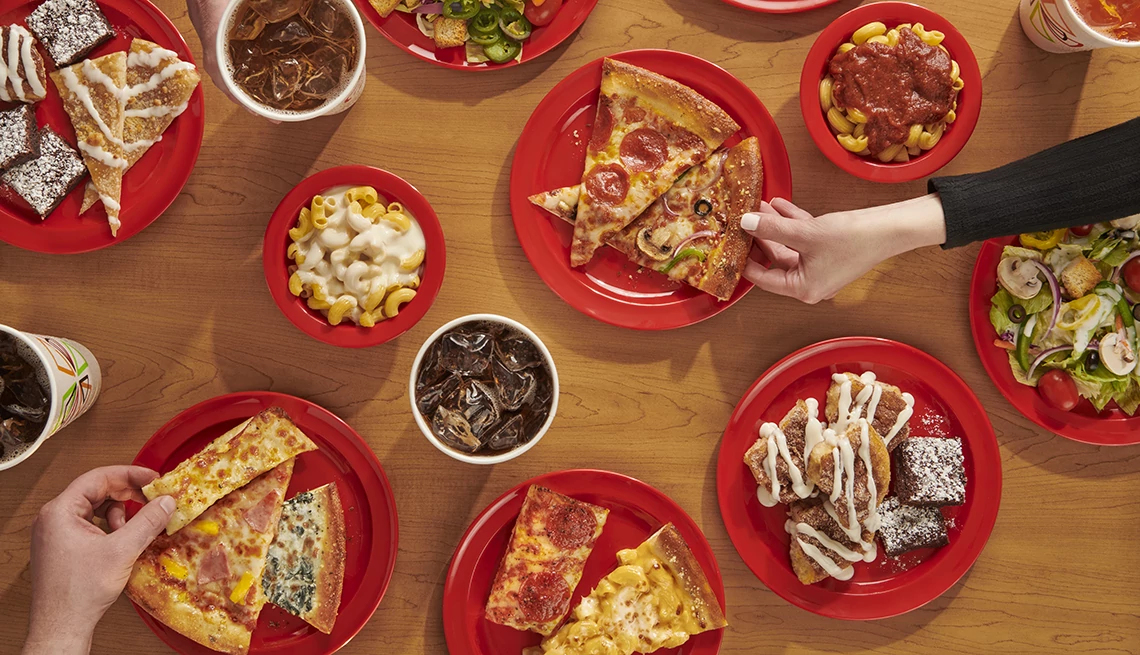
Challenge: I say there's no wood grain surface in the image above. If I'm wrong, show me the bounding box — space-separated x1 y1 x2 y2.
2 0 1140 653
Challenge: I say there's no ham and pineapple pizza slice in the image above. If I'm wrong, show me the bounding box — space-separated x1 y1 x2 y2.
570 58 740 267
533 523 727 655
143 407 317 534
485 486 609 636
532 137 762 301
127 459 295 655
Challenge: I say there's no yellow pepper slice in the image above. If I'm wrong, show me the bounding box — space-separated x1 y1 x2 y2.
230 571 254 604
1057 294 1102 330
160 556 188 580
1019 229 1067 250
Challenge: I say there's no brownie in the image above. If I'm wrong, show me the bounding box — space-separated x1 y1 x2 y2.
0 105 37 171
2 128 87 217
26 0 115 67
893 436 966 507
877 496 949 557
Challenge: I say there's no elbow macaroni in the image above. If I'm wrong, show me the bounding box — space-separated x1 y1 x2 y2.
821 22 964 162
287 185 427 327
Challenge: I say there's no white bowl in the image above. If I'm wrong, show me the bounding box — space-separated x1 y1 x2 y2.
409 314 559 465
216 0 368 122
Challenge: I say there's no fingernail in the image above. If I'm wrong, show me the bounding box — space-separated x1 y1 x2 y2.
158 496 176 513
760 201 774 213
741 213 759 232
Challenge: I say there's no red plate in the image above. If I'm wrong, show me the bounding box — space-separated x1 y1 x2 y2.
0 0 205 254
443 469 725 655
129 392 399 655
263 165 446 348
799 1 981 183
509 49 793 330
970 238 1140 445
721 0 842 13
354 0 598 71
716 337 1002 620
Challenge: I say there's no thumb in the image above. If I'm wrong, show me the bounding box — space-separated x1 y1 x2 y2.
113 496 176 557
740 212 809 250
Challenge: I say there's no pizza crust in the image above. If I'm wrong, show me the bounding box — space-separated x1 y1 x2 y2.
128 562 254 654
602 59 740 147
646 524 727 633
310 484 346 633
697 137 763 301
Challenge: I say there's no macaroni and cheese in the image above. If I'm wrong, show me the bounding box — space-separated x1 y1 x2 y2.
288 185 426 328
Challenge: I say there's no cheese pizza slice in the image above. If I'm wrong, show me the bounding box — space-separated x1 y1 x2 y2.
262 483 346 634
535 523 727 654
485 486 609 636
144 407 318 534
533 137 762 301
127 459 295 655
570 59 739 267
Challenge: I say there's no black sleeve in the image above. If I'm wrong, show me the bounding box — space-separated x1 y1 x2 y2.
930 117 1140 249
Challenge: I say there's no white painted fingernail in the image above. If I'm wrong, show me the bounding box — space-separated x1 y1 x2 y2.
741 213 759 232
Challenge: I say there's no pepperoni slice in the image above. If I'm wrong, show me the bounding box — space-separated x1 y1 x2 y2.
620 128 669 173
518 571 570 624
545 503 597 550
589 98 615 153
583 163 629 206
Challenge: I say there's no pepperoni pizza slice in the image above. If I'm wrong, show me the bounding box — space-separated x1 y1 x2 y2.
570 59 740 267
126 460 295 655
485 486 610 636
533 137 763 301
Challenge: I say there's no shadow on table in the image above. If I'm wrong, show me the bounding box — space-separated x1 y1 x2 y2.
368 26 577 107
662 0 860 44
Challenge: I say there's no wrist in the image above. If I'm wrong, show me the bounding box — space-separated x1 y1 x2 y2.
24 606 97 655
863 193 947 256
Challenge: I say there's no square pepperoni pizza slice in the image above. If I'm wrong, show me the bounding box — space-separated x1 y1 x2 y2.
570 59 739 267
485 485 609 636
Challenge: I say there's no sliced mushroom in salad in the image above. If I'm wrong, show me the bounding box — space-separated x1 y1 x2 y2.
990 217 1140 414
395 0 562 64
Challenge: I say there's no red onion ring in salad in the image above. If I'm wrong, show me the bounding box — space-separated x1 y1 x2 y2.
1027 346 1073 380
1030 260 1062 335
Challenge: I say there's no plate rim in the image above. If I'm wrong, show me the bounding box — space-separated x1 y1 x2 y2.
720 0 842 13
715 336 1003 620
508 48 793 330
128 390 399 655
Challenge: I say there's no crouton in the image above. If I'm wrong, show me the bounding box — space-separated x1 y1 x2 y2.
368 0 402 17
1060 256 1103 299
432 16 468 48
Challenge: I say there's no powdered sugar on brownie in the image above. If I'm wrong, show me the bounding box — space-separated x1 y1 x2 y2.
0 105 37 170
2 128 87 217
26 0 115 67
877 496 949 557
893 437 966 507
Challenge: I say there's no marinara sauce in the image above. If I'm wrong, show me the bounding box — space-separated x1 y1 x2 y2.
828 28 955 156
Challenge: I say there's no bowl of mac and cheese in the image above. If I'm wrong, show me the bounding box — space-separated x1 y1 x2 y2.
263 166 446 347
799 2 982 183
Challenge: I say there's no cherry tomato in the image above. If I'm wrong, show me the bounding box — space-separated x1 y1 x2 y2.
1069 224 1095 237
1037 369 1080 412
1123 257 1140 292
524 0 562 27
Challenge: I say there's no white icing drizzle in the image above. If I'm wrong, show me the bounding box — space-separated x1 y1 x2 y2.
1 26 45 102
786 519 855 582
60 66 124 154
755 398 828 507
787 520 865 562
126 45 180 68
821 499 877 561
77 141 128 169
126 60 196 97
124 102 187 119
831 371 916 447
857 419 881 533
883 392 916 446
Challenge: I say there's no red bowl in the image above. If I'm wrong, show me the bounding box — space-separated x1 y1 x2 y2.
721 0 842 13
263 166 446 348
799 1 982 183
353 0 599 71
969 237 1140 445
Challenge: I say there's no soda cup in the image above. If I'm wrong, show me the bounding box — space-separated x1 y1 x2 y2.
1020 0 1140 52
0 324 102 471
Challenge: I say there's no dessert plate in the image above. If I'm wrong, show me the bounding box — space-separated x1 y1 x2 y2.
716 337 1002 620
263 165 447 348
354 0 598 70
130 392 399 655
509 49 793 330
721 0 842 13
443 469 725 655
970 237 1140 445
0 0 205 254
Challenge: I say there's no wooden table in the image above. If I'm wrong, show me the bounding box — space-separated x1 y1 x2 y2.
3 0 1140 652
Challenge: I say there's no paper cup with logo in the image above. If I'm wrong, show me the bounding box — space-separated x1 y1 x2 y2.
0 324 102 471
217 0 368 122
1019 0 1140 52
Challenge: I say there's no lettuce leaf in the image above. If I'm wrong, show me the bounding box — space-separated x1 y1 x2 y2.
1002 246 1043 261
1115 382 1140 416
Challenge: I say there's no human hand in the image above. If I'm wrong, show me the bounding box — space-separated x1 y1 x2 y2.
187 0 240 105
23 467 175 655
740 195 948 304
